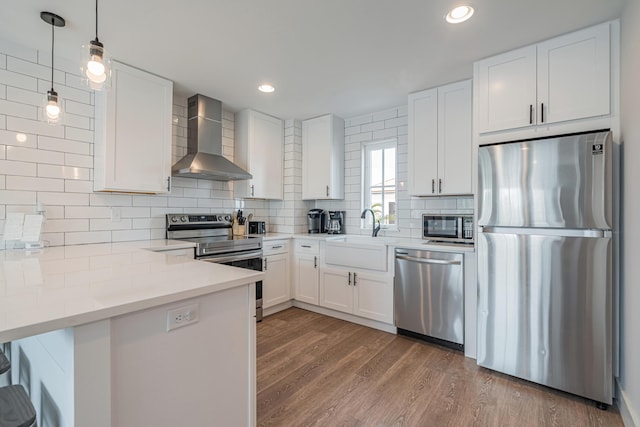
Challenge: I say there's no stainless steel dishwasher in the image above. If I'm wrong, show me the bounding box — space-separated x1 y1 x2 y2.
394 248 464 351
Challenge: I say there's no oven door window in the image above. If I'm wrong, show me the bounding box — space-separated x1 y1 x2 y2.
223 257 263 272
424 216 458 239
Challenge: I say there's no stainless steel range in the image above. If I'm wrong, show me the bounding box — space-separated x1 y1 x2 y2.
166 213 264 321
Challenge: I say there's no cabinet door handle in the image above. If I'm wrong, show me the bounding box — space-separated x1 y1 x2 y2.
263 258 267 271
271 245 283 249
251 185 255 197
529 104 533 124
167 176 171 192
431 179 435 194
301 245 311 248
541 103 544 123
314 256 317 268
348 272 352 285
326 185 329 197
353 272 357 286
439 179 442 193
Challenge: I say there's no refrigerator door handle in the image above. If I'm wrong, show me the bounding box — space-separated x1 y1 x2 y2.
479 226 611 238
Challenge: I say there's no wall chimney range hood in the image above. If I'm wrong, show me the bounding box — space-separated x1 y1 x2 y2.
172 94 252 181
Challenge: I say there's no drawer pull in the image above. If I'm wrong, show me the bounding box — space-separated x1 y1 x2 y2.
301 245 312 248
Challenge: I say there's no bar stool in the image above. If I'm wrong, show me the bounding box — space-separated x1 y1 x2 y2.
0 348 37 427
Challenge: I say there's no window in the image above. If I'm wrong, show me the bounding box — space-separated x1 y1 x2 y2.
362 139 397 228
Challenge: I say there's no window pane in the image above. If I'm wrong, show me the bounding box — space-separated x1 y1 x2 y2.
364 141 397 228
371 149 383 187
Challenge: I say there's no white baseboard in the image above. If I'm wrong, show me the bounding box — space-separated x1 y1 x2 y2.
617 379 639 427
292 301 397 334
263 300 294 317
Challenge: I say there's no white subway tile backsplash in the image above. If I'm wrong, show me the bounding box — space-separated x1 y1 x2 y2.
0 69 38 91
0 189 35 204
38 192 89 206
90 193 132 207
38 136 90 155
121 207 152 218
6 175 64 192
64 127 93 143
64 180 93 193
132 217 165 229
64 153 93 168
6 86 43 107
62 112 91 130
111 229 151 242
64 100 93 117
0 54 6 69
6 146 64 164
361 121 385 132
44 219 89 233
38 164 90 180
65 206 111 219
0 159 36 176
372 128 397 139
65 231 111 245
132 195 167 207
90 218 132 231
7 116 65 139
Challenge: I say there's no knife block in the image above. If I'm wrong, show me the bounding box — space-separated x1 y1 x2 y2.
232 223 246 236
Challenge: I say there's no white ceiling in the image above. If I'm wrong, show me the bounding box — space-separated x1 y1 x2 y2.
0 0 627 120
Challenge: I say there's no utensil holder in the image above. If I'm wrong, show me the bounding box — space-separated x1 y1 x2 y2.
232 223 246 236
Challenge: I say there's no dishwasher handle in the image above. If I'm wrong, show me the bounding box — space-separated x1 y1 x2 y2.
395 254 461 265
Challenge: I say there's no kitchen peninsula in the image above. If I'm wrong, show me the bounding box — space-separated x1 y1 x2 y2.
0 241 262 427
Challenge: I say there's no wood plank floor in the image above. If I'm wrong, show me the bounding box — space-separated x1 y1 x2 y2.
257 308 623 427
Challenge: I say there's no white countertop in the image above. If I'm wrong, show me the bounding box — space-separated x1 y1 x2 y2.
0 241 263 343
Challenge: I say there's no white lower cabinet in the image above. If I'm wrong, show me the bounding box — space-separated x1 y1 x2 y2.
293 240 320 305
320 267 393 324
263 241 290 308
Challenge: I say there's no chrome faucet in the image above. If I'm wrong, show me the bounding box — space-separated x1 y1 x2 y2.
360 209 381 237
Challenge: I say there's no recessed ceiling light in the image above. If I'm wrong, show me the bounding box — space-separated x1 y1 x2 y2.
258 84 275 93
446 5 474 24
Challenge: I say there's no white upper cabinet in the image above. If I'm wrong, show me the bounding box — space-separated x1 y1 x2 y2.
302 114 345 200
408 80 472 196
476 22 611 133
537 23 610 125
235 109 283 199
94 60 173 193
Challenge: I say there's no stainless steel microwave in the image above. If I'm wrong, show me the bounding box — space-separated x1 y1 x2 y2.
422 214 474 244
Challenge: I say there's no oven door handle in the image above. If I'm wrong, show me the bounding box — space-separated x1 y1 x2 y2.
200 250 264 264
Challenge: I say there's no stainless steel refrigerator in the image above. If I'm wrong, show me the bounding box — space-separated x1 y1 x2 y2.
476 130 613 406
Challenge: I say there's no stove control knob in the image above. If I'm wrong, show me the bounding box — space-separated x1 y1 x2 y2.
217 215 223 221
224 215 232 222
171 216 178 223
180 216 188 222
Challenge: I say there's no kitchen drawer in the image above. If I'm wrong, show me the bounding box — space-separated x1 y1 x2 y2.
295 239 320 254
263 240 289 256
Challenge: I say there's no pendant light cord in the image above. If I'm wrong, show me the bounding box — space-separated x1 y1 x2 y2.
95 0 100 42
50 21 54 91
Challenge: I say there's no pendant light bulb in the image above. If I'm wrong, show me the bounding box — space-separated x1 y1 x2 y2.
46 90 61 122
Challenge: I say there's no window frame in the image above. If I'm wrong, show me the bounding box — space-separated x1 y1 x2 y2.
361 138 398 231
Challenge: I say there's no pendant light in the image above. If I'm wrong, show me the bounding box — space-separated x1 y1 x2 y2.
40 12 65 124
82 0 111 90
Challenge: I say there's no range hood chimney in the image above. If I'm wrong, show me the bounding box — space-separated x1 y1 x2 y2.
171 94 252 181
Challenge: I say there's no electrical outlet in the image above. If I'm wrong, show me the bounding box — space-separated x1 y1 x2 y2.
166 303 199 332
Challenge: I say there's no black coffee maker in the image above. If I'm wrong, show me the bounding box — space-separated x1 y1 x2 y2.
307 209 327 233
327 211 346 234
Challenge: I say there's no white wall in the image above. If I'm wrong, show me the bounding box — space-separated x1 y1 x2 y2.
315 105 473 238
618 2 640 425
